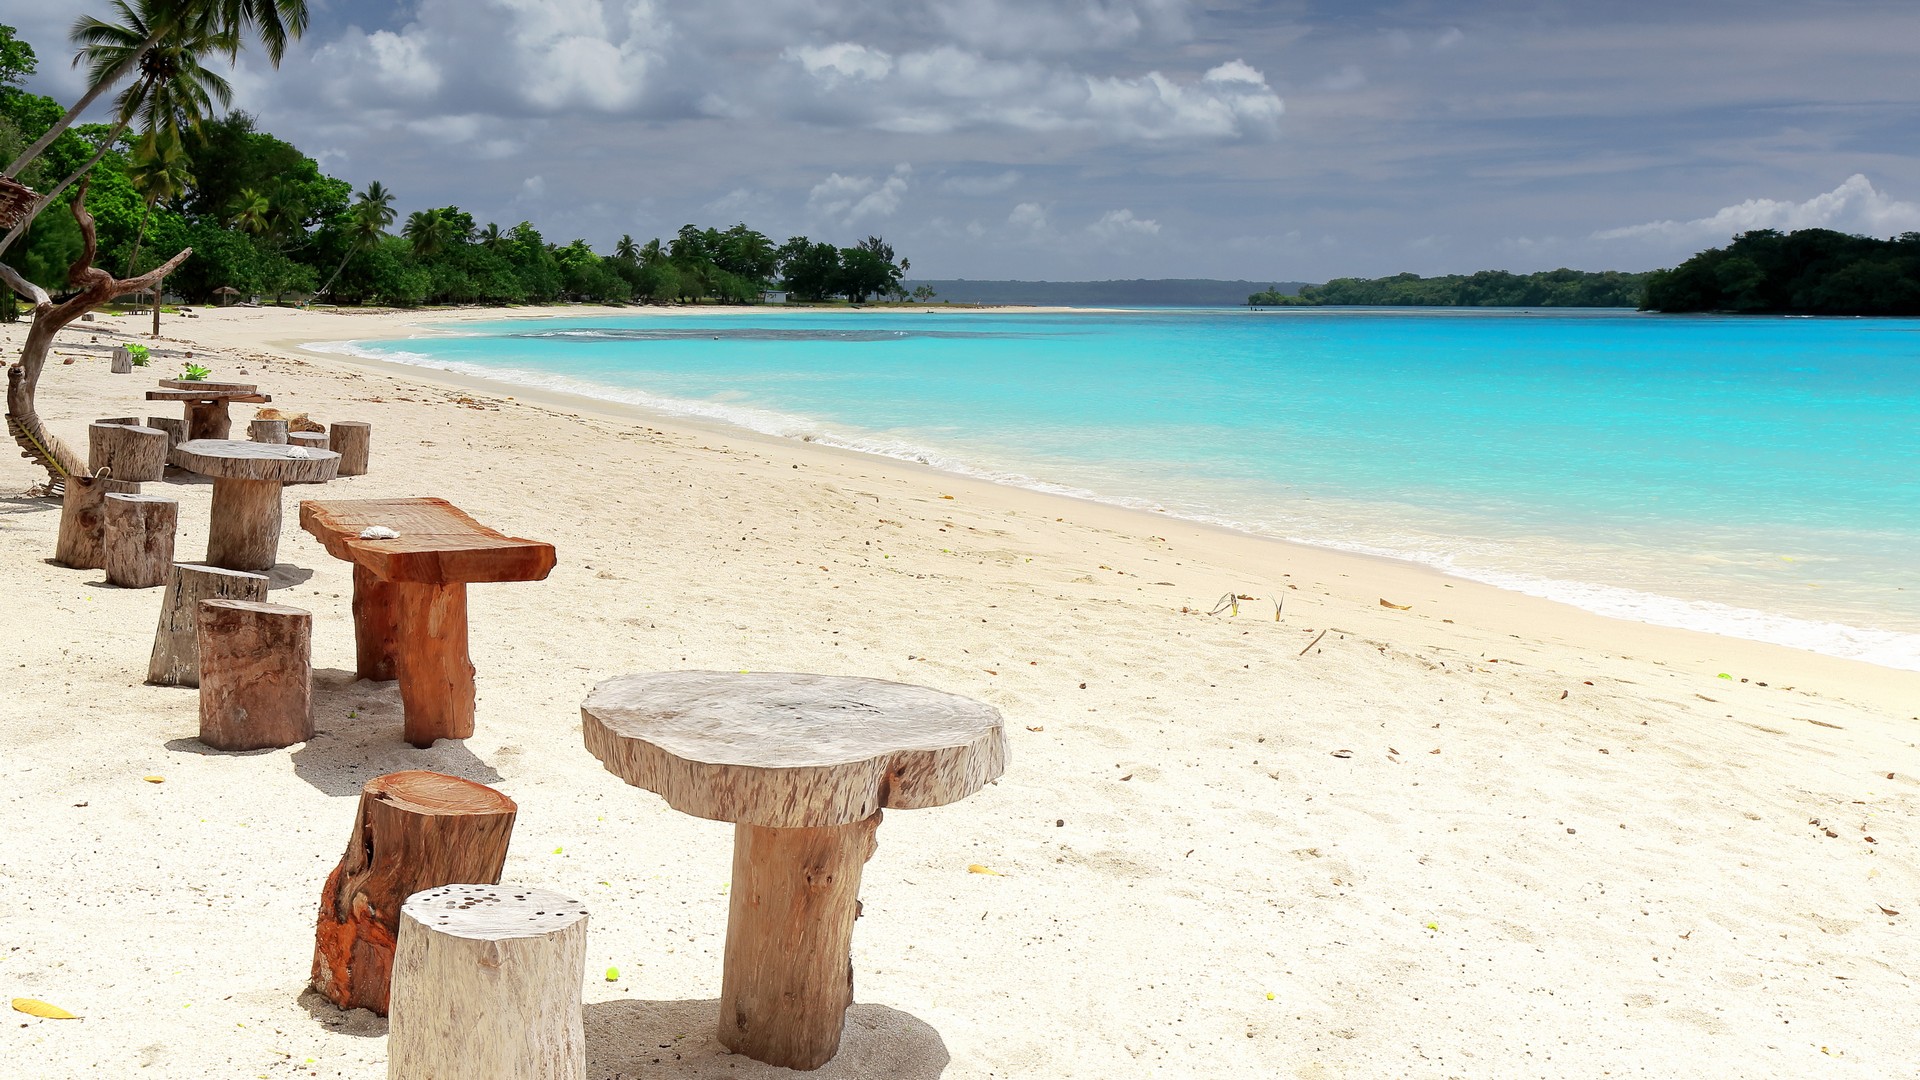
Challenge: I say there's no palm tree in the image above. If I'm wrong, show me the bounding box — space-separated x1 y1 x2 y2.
230 187 271 235
615 234 639 263
3 0 307 183
317 180 395 295
124 130 194 276
403 208 452 259
477 222 504 250
0 0 232 256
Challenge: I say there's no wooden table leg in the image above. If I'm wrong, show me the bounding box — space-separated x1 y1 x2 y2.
186 399 231 440
206 476 284 571
718 811 881 1070
351 564 400 681
394 581 476 747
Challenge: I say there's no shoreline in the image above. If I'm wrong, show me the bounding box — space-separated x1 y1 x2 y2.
5 302 1919 1078
297 305 1920 680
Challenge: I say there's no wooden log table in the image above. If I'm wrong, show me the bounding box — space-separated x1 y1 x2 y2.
581 671 1008 1071
145 379 271 443
174 440 339 571
299 498 557 747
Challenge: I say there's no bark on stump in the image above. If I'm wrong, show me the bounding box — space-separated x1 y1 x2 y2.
311 772 518 1016
103 493 178 588
196 599 313 751
88 422 167 482
110 346 132 374
206 477 285 571
330 420 371 476
146 414 184 452
249 418 288 444
289 430 329 450
55 472 142 569
147 563 270 686
387 884 587 1080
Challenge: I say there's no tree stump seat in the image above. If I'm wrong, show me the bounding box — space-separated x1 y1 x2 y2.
197 598 312 750
311 771 518 1016
299 498 557 747
581 671 1008 1071
388 884 588 1080
173 439 339 571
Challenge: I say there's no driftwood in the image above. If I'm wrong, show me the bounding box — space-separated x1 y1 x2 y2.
388 884 589 1080
311 771 518 1016
2 180 191 489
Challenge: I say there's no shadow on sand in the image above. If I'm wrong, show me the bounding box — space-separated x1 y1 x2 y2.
288 667 503 796
585 999 949 1079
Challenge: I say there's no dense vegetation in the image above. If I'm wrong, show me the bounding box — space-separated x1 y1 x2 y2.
1639 229 1920 314
0 20 907 312
1249 268 1651 308
911 278 1303 306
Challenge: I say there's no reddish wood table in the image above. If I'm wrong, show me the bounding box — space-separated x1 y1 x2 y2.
299 498 557 747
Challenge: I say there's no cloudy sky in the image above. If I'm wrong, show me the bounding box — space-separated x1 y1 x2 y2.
12 1 1920 281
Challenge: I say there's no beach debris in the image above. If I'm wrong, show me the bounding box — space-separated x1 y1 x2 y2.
967 864 1003 876
1379 598 1411 610
1716 672 1733 680
605 967 620 982
1330 749 1353 759
1273 596 1284 621
143 775 164 783
1210 593 1239 616
359 525 401 540
1298 629 1329 656
1879 905 1900 916
1025 725 1044 732
12 998 77 1019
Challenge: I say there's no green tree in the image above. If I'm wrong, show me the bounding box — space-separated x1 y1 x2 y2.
316 179 394 295
123 129 193 275
403 208 452 258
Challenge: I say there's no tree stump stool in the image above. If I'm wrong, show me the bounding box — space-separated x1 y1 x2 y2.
329 420 371 476
111 346 132 374
88 422 168 482
197 599 313 750
173 440 340 571
387 885 588 1080
289 430 329 450
249 417 288 444
145 415 185 459
96 416 140 427
55 471 142 570
311 771 519 1016
148 563 270 685
581 671 1008 1070
103 493 178 588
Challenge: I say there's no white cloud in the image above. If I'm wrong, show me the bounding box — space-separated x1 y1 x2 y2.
1008 202 1049 234
705 187 768 216
1319 64 1366 92
1089 209 1161 239
786 42 894 83
807 165 912 225
1433 27 1465 51
1593 175 1920 243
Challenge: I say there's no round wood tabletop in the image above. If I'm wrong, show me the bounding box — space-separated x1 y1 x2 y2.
582 671 1007 829
173 439 341 483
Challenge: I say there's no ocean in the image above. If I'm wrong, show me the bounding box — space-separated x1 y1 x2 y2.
311 307 1920 671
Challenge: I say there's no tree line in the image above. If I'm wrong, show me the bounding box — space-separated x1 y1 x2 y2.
1639 228 1920 315
1248 268 1651 308
0 17 911 314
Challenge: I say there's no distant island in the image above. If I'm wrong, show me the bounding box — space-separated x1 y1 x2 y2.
1641 228 1920 315
1249 268 1651 308
905 279 1305 307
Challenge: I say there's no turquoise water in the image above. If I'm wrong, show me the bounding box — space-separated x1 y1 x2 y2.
314 308 1920 670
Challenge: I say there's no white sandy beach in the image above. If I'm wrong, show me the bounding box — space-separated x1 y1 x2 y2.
2 303 1917 1079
